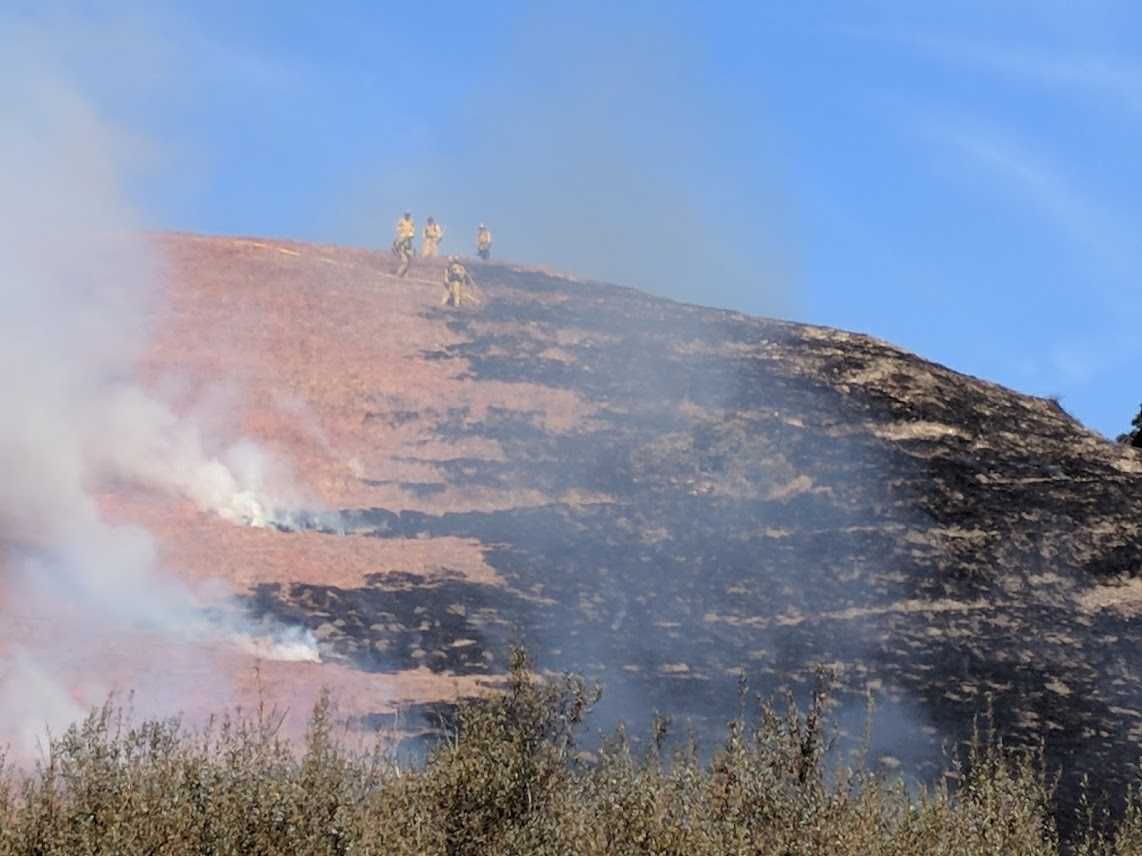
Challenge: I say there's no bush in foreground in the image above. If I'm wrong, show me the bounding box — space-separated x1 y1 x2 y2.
1 650 1141 855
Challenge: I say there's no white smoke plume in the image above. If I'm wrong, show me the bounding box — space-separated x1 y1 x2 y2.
0 35 313 752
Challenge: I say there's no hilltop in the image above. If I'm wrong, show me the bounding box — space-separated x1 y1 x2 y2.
50 233 1142 818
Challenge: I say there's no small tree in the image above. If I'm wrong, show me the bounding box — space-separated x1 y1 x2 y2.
1117 404 1142 447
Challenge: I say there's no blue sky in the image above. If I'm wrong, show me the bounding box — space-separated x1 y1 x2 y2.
6 1 1142 437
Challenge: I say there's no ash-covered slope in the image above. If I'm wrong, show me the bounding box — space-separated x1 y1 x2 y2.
148 233 1142 814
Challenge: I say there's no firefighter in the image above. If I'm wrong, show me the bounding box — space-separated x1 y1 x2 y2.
443 256 476 307
422 216 443 258
476 223 492 260
393 211 415 277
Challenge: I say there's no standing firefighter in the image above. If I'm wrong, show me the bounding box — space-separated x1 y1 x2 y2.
443 256 477 307
422 216 443 258
392 211 416 277
476 223 492 260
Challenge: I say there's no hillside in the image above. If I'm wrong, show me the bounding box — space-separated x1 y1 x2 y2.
42 233 1142 815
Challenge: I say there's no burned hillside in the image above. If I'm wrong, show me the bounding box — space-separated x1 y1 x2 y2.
91 233 1142 818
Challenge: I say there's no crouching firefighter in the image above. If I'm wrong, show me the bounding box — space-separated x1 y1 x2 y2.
443 256 478 307
392 211 416 277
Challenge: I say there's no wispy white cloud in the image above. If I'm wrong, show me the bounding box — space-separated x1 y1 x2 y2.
924 117 1142 396
937 121 1136 277
911 35 1142 112
840 22 1142 114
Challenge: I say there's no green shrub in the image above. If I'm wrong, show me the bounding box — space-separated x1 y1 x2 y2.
0 649 1133 854
1117 403 1142 446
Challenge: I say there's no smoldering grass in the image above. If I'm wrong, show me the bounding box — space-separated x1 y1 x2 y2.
229 622 322 663
0 49 320 751
266 507 352 536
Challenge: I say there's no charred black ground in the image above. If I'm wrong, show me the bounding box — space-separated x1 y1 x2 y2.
244 261 1142 829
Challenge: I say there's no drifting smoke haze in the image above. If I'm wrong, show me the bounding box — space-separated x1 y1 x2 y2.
327 6 921 756
335 4 798 318
0 38 316 752
327 6 894 747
